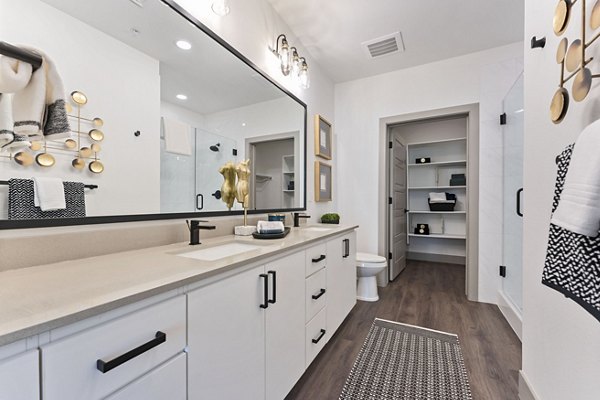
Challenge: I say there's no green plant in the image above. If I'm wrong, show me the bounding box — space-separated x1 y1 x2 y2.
321 213 340 224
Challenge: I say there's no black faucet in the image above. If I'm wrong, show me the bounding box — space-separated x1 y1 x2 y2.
293 212 310 228
187 220 216 245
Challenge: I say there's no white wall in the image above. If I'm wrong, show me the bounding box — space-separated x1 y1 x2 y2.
522 1 600 399
0 0 161 217
335 42 523 302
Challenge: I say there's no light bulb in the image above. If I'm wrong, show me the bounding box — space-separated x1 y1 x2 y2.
211 0 230 16
291 49 300 77
176 40 192 50
280 39 291 76
299 62 309 89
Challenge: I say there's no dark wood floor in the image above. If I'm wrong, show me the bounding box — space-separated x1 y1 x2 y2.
286 260 522 400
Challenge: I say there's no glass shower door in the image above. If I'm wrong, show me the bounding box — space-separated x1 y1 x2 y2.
502 74 524 312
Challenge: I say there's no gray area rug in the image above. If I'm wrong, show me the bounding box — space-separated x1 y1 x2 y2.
340 318 472 400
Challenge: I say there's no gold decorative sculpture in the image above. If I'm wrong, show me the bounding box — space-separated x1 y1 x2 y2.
236 159 251 225
219 161 237 210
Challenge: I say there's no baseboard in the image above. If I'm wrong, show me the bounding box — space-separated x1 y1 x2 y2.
407 252 466 265
497 290 522 341
519 371 540 400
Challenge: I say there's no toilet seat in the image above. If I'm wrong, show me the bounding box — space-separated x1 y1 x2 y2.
356 252 387 268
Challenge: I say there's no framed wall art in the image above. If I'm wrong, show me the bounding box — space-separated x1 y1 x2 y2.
314 114 332 159
315 161 332 202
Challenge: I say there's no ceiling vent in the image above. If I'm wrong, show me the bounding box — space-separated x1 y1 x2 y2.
362 32 405 59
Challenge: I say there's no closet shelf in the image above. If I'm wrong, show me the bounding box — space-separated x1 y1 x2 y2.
408 233 466 240
407 137 467 147
407 160 466 168
408 211 466 214
408 186 466 190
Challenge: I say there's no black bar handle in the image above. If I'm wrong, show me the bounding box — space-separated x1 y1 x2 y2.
260 274 269 309
312 288 326 300
312 329 326 344
312 255 326 263
516 188 523 217
96 331 166 374
268 270 277 304
196 194 204 210
343 239 350 258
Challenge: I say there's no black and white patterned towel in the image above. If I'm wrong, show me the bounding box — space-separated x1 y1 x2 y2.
8 178 86 220
543 144 600 322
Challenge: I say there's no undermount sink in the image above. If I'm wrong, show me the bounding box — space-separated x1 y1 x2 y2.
302 226 334 233
177 242 263 261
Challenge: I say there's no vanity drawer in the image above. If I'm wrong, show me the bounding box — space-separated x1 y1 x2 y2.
41 295 186 400
306 268 327 322
306 307 328 368
305 243 328 277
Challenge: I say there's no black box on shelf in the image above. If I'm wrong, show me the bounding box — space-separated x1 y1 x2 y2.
415 157 431 164
414 224 430 235
449 173 466 186
428 193 457 211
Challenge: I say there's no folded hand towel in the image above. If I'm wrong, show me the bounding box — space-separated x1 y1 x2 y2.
33 177 65 211
552 119 600 237
0 94 14 148
429 192 448 203
257 220 285 234
162 117 192 156
12 49 70 140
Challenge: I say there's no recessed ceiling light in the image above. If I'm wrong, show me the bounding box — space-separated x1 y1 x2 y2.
176 94 188 100
242 122 246 127
176 40 192 50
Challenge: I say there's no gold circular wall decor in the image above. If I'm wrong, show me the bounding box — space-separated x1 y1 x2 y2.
565 39 582 72
35 152 56 167
89 129 104 141
91 143 101 153
71 91 88 105
93 117 104 127
72 158 85 170
14 152 33 166
573 67 592 102
550 87 570 124
29 141 42 151
79 147 92 158
592 0 600 30
554 0 571 35
89 160 104 174
557 38 568 63
65 139 77 149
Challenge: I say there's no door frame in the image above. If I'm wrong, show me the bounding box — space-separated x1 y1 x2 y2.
380 103 480 301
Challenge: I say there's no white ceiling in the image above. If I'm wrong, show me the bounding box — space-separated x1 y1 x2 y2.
266 0 524 82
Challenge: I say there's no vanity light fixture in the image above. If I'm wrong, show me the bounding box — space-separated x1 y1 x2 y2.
211 0 230 16
271 35 309 88
298 57 310 89
290 47 301 77
273 34 291 76
176 94 188 100
176 40 192 50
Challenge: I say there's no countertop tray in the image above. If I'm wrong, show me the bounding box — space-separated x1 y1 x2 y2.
252 227 291 240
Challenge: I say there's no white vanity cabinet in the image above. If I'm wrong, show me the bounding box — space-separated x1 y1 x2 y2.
0 349 40 400
188 252 306 400
327 231 357 334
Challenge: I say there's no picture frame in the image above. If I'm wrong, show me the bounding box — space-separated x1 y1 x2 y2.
314 114 332 160
315 161 332 202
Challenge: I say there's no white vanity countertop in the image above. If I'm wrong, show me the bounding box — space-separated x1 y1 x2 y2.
0 224 357 346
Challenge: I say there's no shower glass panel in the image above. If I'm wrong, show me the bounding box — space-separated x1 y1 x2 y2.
501 74 524 312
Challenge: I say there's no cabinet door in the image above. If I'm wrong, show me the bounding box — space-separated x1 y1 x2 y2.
0 349 39 400
326 232 357 333
265 252 306 400
106 354 186 400
188 264 266 400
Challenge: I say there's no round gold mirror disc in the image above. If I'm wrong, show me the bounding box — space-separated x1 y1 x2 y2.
565 39 582 72
72 158 85 170
556 38 568 64
29 141 42 151
65 139 77 149
550 88 569 124
65 103 73 113
79 147 92 158
554 0 570 35
89 129 104 141
14 152 33 166
36 153 55 167
592 0 600 30
93 118 104 127
573 68 592 102
89 160 104 174
91 143 101 153
71 91 88 105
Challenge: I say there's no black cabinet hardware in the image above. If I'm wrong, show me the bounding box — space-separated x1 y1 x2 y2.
312 255 326 263
260 274 269 309
531 36 546 49
268 270 277 304
312 288 326 300
516 188 523 217
343 239 350 258
500 113 507 125
196 194 204 210
96 331 166 373
499 265 507 277
312 329 326 344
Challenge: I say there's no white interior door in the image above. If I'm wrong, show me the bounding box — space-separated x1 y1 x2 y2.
389 133 407 280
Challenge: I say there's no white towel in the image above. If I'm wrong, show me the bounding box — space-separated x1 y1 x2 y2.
0 56 33 151
0 55 32 93
429 192 448 203
0 94 14 148
552 119 600 237
33 177 65 211
12 49 70 140
257 220 285 234
162 117 192 156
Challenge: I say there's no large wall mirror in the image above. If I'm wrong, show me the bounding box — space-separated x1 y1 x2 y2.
0 0 306 228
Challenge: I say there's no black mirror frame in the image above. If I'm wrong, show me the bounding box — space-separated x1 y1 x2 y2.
0 0 307 229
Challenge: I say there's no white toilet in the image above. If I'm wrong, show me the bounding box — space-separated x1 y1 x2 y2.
356 252 388 302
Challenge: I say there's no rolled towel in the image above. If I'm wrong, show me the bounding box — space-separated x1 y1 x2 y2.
552 119 600 237
33 177 66 211
257 220 285 234
13 49 70 140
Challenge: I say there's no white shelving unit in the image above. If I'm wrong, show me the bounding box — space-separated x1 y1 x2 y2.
406 137 467 260
282 155 295 208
